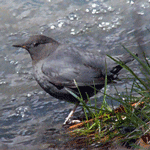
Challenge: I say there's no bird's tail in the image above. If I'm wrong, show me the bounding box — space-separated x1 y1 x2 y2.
116 53 138 64
109 53 138 75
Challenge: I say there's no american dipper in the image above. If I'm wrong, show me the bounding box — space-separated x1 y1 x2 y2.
13 35 136 124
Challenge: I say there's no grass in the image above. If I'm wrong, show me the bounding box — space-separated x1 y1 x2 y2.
67 48 150 149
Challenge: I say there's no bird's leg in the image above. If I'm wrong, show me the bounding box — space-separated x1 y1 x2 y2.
63 103 79 125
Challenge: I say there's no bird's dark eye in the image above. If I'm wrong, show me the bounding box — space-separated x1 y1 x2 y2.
33 42 39 47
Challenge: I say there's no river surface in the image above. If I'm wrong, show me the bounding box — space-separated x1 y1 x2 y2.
0 0 150 149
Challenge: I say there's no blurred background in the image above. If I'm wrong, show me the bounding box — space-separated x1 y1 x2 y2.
0 0 150 149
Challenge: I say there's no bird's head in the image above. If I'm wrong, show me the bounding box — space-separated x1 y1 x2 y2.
13 35 59 63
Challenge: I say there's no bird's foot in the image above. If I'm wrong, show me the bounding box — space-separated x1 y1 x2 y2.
63 118 81 125
63 103 79 125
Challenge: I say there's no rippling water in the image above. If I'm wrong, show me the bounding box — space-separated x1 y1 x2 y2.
0 0 150 149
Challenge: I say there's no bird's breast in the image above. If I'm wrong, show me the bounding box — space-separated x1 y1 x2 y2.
33 61 52 90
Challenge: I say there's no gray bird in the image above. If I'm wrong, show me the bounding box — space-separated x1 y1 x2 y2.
13 35 136 124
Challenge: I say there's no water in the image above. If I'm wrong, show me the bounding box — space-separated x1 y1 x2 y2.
0 0 150 149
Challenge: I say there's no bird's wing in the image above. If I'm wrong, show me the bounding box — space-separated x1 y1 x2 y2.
41 45 134 89
81 51 135 76
41 50 105 89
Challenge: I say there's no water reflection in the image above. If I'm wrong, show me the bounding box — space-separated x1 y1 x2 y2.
0 0 150 149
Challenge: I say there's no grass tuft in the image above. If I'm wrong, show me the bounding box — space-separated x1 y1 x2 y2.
68 48 150 149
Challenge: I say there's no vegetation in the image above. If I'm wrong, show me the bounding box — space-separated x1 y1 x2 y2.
68 48 150 149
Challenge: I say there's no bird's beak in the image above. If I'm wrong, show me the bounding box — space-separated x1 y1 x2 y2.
13 44 27 49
